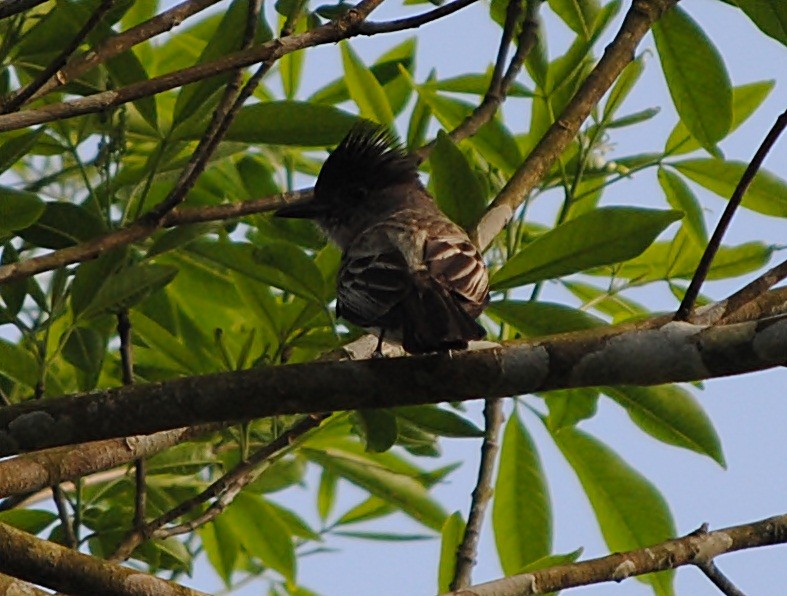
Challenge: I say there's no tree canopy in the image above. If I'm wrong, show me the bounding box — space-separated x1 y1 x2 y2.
0 0 784 595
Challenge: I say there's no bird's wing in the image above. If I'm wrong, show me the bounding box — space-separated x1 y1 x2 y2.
336 228 411 329
424 233 489 317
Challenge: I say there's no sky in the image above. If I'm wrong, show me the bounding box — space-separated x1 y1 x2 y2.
176 0 787 594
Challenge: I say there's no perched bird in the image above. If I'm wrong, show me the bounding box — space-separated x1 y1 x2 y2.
275 122 489 354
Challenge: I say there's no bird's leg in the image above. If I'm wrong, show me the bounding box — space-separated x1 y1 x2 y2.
372 331 385 358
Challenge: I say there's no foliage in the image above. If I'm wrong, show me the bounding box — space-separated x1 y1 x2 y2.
0 0 784 594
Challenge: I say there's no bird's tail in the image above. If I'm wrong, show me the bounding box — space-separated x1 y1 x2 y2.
400 274 486 354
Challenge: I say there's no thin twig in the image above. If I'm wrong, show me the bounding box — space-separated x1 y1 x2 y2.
696 560 747 596
359 0 478 34
15 0 223 105
116 310 147 531
675 108 787 321
109 414 328 561
51 485 77 548
1 0 116 113
450 398 505 590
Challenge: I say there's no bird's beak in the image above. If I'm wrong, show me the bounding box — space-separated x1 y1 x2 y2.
274 199 326 219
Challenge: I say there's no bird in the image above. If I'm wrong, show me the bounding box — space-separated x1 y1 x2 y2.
275 121 489 355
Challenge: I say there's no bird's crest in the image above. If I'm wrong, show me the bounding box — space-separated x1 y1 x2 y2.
316 121 419 195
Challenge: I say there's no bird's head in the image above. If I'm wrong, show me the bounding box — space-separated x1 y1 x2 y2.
275 122 420 244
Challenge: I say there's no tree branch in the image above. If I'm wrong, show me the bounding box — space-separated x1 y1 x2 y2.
11 0 224 105
0 426 218 499
0 310 784 458
0 522 208 596
441 515 787 595
450 398 504 590
1 0 116 113
0 0 48 20
473 0 678 249
675 107 787 321
0 0 382 134
110 414 327 561
358 0 478 34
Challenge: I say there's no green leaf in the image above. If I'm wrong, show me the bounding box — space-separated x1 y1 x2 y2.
604 385 725 466
563 280 647 323
492 208 682 289
0 129 45 173
394 405 483 438
200 517 240 587
187 240 325 302
411 85 522 173
80 264 178 319
493 413 551 575
62 326 106 389
733 0 787 46
609 240 771 283
551 425 676 595
487 300 604 337
71 249 128 316
17 201 106 249
1 243 27 316
666 80 774 156
173 0 272 126
425 71 532 98
437 512 465 593
0 187 45 232
544 388 599 429
516 548 583 573
223 492 296 583
178 101 358 145
0 509 58 533
406 70 434 150
548 0 600 39
652 6 732 151
429 131 487 230
310 38 416 114
104 50 158 129
317 468 338 522
602 55 644 122
672 159 787 217
0 338 39 388
657 168 707 246
341 42 394 126
355 409 398 453
332 530 432 541
304 448 448 531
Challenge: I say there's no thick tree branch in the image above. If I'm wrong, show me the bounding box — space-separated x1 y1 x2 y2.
441 515 787 596
0 426 217 499
0 311 784 458
0 572 49 596
473 0 678 249
0 522 207 596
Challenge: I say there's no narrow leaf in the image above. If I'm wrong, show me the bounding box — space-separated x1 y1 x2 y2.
492 208 682 289
657 168 707 246
438 512 465 593
429 131 486 230
653 6 732 151
341 42 394 125
493 413 551 574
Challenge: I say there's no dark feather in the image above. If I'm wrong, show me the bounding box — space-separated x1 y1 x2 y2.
316 121 419 195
